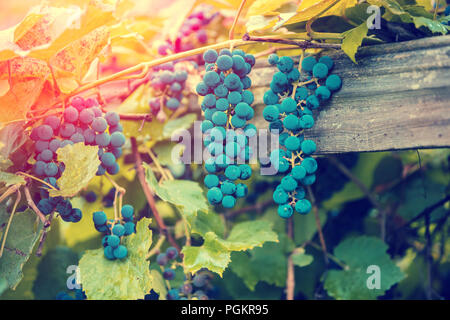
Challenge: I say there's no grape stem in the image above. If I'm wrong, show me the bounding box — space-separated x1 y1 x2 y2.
36 212 54 257
23 186 50 228
307 186 329 265
0 190 21 258
229 0 247 51
0 184 22 204
242 34 342 49
131 137 180 252
286 217 295 300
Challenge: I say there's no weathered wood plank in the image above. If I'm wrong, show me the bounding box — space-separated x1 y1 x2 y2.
249 35 450 154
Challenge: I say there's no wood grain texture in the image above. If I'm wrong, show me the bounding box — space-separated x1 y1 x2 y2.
249 35 450 154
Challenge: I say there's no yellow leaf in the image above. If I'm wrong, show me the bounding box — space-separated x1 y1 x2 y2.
246 0 292 17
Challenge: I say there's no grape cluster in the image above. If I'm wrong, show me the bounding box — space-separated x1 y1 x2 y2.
148 63 189 115
92 204 136 260
29 97 126 222
157 8 218 56
262 54 342 218
30 97 126 178
197 48 257 209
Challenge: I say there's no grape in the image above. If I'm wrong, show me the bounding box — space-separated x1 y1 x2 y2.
273 189 289 205
295 199 311 214
44 116 61 131
224 73 241 90
312 62 329 79
70 208 82 223
166 97 180 109
263 90 279 105
292 165 307 180
84 191 97 203
301 56 317 72
281 175 298 192
107 235 120 248
64 107 79 123
278 56 294 73
225 142 239 158
79 109 94 125
37 199 54 215
113 245 128 259
239 164 252 180
196 82 208 96
71 96 85 111
278 204 293 218
203 49 218 63
104 111 120 126
316 86 331 101
70 133 85 144
117 206 134 222
106 162 119 175
306 95 320 110
157 253 168 266
35 140 49 153
319 56 334 70
283 114 300 131
123 222 135 235
227 91 242 105
217 55 233 71
302 157 317 174
166 247 178 259
268 54 279 65
204 174 219 188
167 288 180 300
288 69 300 82
235 183 248 198
230 115 246 128
204 71 220 88
37 125 54 141
56 199 72 217
325 74 342 91
104 246 115 260
301 140 316 155
281 98 297 113
96 165 106 176
44 163 58 177
263 105 280 121
92 117 108 133
285 136 300 151
222 195 236 208
207 187 223 204
300 115 314 129
163 268 176 280
224 165 241 181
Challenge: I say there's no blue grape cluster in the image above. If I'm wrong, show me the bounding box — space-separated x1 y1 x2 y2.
148 63 189 114
36 177 82 223
263 54 342 218
30 97 126 223
197 48 257 209
92 204 136 260
30 96 126 178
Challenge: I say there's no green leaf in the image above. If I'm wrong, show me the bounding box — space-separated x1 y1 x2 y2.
292 249 314 268
79 218 153 300
144 163 208 218
153 142 185 167
0 205 43 290
162 114 197 140
32 247 79 300
149 269 167 300
182 232 231 277
412 16 448 34
187 210 225 239
219 220 278 251
0 172 25 187
324 236 405 299
49 143 100 198
0 277 7 296
341 22 368 63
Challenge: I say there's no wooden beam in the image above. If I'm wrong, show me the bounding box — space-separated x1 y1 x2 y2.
250 35 450 154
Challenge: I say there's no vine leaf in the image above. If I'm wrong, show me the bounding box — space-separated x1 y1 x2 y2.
149 269 167 300
0 204 43 291
78 218 153 300
182 232 231 277
0 172 25 187
49 143 100 198
144 163 208 218
292 249 314 268
341 22 368 63
182 220 278 277
324 236 405 300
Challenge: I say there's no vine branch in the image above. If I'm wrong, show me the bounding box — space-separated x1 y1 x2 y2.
131 137 180 252
242 34 342 49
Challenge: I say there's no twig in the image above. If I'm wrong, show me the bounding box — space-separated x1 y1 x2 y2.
0 184 21 204
307 186 329 265
225 199 272 218
24 186 50 227
0 190 21 258
286 218 295 300
253 45 300 58
307 241 348 270
131 137 180 251
242 34 342 50
146 235 166 260
424 210 432 299
119 113 153 121
404 195 450 228
229 0 247 51
36 212 54 257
